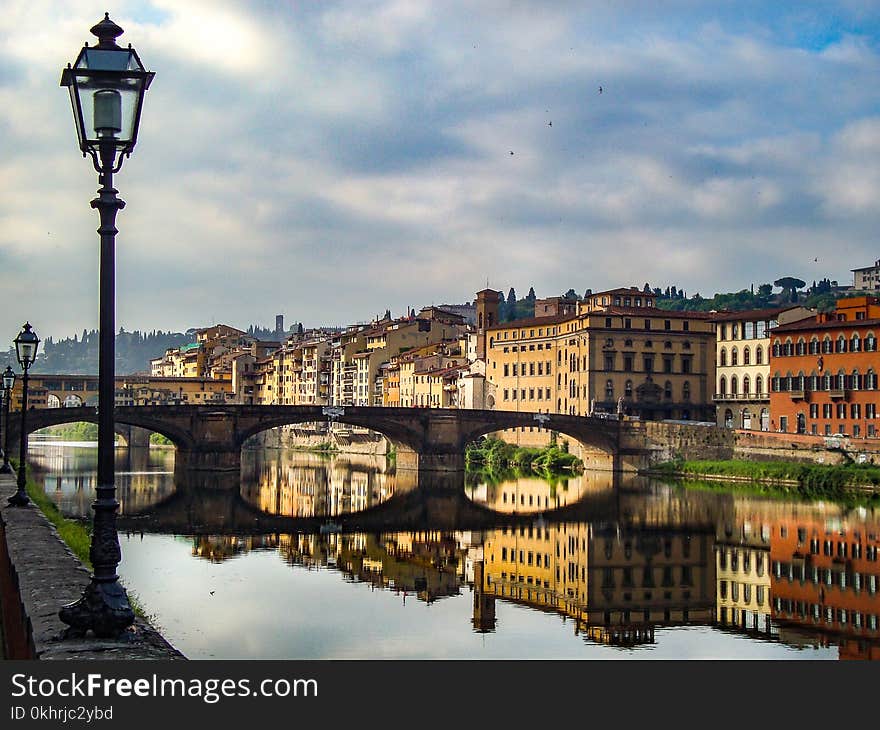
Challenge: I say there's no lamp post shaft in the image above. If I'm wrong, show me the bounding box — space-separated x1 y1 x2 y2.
58 143 134 637
1 391 10 473
8 367 31 505
92 153 125 581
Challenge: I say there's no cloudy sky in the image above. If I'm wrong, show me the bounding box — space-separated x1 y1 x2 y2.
2 1 880 341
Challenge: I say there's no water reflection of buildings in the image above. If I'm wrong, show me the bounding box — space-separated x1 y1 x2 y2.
715 506 774 638
769 511 880 659
29 441 176 517
244 452 395 518
190 535 279 563
276 531 465 604
478 522 716 647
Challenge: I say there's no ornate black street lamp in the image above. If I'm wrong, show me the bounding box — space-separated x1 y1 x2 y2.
58 14 154 638
1 366 16 474
8 324 39 506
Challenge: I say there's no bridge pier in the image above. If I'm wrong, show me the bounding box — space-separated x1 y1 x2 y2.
174 447 241 475
396 446 465 483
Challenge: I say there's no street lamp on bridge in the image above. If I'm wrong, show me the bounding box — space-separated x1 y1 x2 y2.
1 366 16 474
58 14 154 638
8 323 39 506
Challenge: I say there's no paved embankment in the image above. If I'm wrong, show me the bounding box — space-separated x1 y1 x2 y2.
0 471 183 659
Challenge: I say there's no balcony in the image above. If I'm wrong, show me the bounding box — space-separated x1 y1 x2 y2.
829 389 846 399
714 392 767 402
788 390 805 400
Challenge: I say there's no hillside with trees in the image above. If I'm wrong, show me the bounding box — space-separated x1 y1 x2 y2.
3 328 194 376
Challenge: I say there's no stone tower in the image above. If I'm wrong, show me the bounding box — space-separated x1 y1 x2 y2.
475 288 500 360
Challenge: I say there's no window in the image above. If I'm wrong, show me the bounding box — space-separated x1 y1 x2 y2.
605 380 614 399
743 347 751 365
625 380 633 397
720 348 727 367
664 319 671 330
731 348 738 366
643 356 654 372
682 381 691 401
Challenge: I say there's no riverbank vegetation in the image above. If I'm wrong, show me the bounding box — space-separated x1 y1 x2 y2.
466 437 583 479
36 423 100 441
651 458 880 503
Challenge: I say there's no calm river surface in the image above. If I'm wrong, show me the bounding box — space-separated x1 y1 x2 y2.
27 437 880 660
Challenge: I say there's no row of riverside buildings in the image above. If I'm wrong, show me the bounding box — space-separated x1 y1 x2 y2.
14 286 880 440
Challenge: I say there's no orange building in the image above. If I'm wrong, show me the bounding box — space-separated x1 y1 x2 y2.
769 296 880 437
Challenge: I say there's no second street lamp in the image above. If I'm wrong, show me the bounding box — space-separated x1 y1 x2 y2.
8 323 39 507
1 366 15 474
58 14 154 638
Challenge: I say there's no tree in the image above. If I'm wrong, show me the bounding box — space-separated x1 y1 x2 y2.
643 282 651 293
774 276 806 303
506 288 517 306
563 288 579 300
526 287 536 302
757 283 773 298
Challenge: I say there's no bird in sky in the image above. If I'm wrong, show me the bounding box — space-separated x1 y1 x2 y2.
598 86 603 94
548 121 552 126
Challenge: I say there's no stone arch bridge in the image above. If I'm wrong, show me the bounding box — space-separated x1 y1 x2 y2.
6 405 640 477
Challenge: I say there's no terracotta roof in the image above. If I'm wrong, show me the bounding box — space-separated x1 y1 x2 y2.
772 317 880 333
486 312 575 332
596 306 716 320
587 287 653 297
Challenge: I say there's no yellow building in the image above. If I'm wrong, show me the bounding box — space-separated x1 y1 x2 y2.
484 296 717 424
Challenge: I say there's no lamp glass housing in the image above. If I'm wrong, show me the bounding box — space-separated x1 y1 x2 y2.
2 367 14 391
14 324 39 369
61 45 153 157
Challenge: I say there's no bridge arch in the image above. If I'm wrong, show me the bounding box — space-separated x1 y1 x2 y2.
234 409 426 454
12 406 195 454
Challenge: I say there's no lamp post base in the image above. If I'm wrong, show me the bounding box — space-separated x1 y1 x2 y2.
7 491 29 506
59 580 135 638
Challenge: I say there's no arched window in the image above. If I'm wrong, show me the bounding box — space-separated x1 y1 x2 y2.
866 333 877 352
731 348 739 366
720 348 727 367
743 375 751 396
743 347 751 365
784 339 793 356
724 409 733 428
809 337 820 355
731 375 738 395
624 380 633 397
837 336 847 354
682 381 691 401
772 373 781 392
852 370 861 390
823 336 833 354
797 372 805 391
719 376 727 396
838 370 846 390
664 381 672 399
755 375 763 396
605 379 614 399
756 346 763 365
868 369 877 390
852 333 861 352
785 373 794 392
823 372 832 390
772 341 781 357
809 373 819 391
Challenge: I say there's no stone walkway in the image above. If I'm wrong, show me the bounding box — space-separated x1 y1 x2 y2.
0 470 183 659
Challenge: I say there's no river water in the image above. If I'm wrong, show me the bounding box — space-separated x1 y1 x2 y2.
26 437 880 660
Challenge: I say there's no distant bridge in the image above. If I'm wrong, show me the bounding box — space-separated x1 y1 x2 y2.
6 404 638 478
